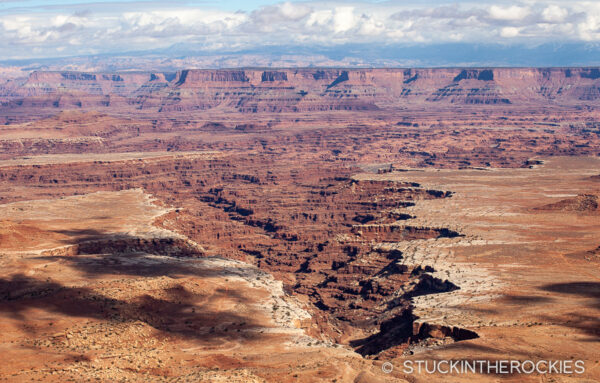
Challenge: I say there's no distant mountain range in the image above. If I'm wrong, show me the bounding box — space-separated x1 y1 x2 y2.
1 43 600 76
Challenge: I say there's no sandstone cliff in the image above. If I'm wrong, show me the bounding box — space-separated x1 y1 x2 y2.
2 68 600 115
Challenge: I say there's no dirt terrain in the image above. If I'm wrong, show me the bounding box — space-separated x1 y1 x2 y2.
357 156 600 381
0 68 599 382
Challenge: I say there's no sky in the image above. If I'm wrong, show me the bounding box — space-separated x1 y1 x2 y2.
0 0 599 65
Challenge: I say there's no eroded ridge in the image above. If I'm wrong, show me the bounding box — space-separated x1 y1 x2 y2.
0 191 360 382
0 152 479 358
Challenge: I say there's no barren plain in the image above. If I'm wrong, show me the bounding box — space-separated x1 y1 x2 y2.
0 68 599 382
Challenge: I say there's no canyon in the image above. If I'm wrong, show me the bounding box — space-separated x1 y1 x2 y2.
0 68 599 382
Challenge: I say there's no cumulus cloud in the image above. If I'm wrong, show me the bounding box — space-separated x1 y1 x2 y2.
0 0 598 60
500 26 521 37
332 7 356 33
542 5 568 23
251 2 311 25
488 5 530 21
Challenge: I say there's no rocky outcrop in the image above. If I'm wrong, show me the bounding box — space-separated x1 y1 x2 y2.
351 224 461 242
454 69 494 82
0 152 463 355
534 194 599 214
41 236 205 258
412 321 479 342
261 71 288 82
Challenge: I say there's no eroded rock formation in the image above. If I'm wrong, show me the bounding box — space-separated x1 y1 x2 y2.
1 68 600 381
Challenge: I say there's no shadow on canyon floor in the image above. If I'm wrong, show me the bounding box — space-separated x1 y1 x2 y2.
0 272 265 345
0 229 271 344
538 282 600 341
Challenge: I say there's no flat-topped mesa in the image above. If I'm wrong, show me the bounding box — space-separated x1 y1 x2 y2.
23 67 600 86
5 67 600 111
174 69 251 87
27 71 171 84
171 68 358 89
23 71 171 97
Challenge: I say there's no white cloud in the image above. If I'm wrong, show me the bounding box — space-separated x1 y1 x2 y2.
578 12 600 41
332 7 356 33
0 1 599 60
489 5 530 21
358 14 385 36
252 1 311 25
278 2 312 20
500 26 520 37
542 5 568 23
306 9 332 27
